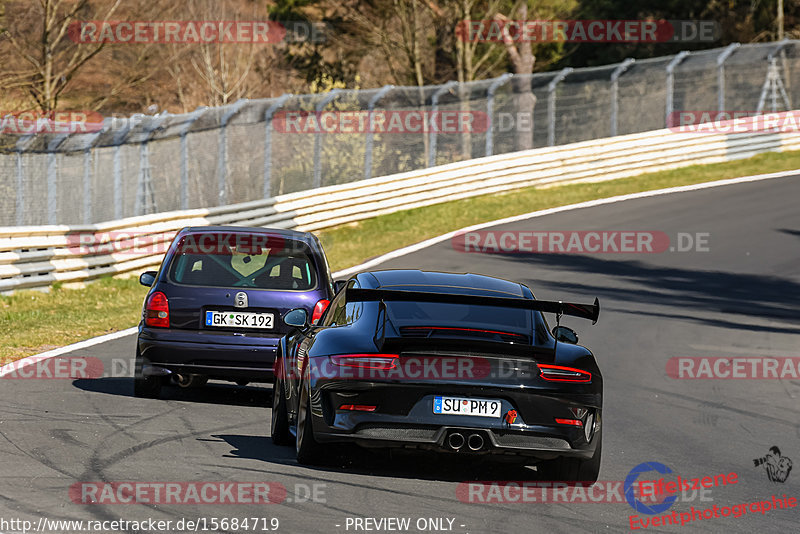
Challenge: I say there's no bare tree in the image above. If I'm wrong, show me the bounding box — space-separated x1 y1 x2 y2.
0 0 122 112
347 0 442 163
87 0 184 112
184 0 260 107
453 0 508 158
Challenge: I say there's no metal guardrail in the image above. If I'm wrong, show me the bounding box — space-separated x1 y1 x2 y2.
3 119 800 292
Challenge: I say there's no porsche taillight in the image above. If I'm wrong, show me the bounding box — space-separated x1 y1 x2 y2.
144 291 170 328
538 364 591 383
330 354 399 370
338 404 377 412
555 418 583 427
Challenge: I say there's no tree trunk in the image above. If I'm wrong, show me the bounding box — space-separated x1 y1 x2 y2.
495 4 536 151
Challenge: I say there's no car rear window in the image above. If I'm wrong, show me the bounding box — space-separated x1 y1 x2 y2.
167 232 317 290
386 301 533 337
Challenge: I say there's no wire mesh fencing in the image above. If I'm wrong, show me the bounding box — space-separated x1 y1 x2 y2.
1 40 798 226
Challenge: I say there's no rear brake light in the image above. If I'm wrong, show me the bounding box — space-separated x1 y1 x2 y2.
311 299 330 324
401 326 527 342
555 418 584 427
144 291 169 328
339 404 377 412
538 364 591 383
330 354 399 370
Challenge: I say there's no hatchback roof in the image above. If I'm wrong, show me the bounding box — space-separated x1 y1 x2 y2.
180 226 316 243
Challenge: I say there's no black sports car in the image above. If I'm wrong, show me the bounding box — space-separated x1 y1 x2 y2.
271 269 603 481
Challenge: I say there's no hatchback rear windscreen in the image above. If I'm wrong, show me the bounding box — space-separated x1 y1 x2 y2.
167 233 317 290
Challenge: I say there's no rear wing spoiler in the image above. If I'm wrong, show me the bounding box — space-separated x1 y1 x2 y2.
347 288 600 324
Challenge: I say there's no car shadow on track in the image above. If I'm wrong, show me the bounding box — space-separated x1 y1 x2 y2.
213 432 543 481
493 252 800 334
72 377 272 407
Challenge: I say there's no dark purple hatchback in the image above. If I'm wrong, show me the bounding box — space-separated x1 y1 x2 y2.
134 226 335 398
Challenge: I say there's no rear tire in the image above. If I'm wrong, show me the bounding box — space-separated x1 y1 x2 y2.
133 350 163 399
539 433 602 482
271 376 290 445
296 386 324 465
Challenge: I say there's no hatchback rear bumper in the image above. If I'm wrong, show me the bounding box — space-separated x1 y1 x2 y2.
138 327 278 382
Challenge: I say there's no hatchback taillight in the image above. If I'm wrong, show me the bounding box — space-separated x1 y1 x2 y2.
311 299 330 324
144 291 170 328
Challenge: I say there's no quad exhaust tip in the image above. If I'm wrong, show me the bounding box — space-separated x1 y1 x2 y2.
467 433 485 451
447 432 465 450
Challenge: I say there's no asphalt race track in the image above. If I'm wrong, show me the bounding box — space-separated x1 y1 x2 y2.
1 175 799 533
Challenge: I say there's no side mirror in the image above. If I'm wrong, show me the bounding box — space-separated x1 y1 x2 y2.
552 325 578 344
283 308 309 329
139 271 157 287
333 280 347 294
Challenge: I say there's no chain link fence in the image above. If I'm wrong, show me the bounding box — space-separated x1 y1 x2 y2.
1 40 798 227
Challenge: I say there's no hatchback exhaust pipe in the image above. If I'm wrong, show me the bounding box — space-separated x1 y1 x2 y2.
175 374 192 387
467 433 485 451
174 374 208 388
447 432 465 450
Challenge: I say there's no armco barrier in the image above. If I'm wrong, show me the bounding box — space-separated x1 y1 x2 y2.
3 122 800 292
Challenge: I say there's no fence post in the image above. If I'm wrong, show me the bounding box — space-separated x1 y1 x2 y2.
429 81 457 167
83 149 92 223
15 150 24 226
46 135 69 225
111 116 139 220
364 84 395 179
217 99 249 206
665 51 690 127
263 94 292 198
136 113 171 216
313 89 342 188
716 43 740 112
78 121 109 224
485 74 512 156
757 40 792 113
610 58 635 137
546 68 572 147
179 107 208 210
47 152 58 224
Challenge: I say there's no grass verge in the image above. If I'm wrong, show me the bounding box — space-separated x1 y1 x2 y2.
3 149 800 363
